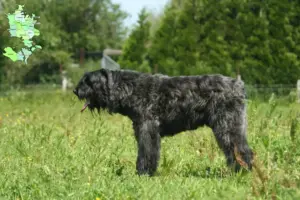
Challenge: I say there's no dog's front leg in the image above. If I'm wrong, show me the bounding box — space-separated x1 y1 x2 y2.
134 120 161 176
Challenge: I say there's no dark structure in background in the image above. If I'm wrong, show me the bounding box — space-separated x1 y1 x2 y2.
72 48 122 68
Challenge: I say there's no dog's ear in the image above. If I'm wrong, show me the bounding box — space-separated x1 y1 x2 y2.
100 68 113 90
83 72 94 88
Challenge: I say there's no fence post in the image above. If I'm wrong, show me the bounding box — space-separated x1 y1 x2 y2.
297 80 300 103
80 48 85 67
62 70 67 92
154 64 158 74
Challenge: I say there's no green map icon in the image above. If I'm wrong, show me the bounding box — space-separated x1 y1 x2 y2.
3 5 42 64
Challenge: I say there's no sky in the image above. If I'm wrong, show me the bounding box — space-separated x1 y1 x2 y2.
113 0 169 27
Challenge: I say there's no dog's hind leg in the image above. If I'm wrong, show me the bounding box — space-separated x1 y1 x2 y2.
133 120 161 176
210 106 253 172
230 119 254 171
211 129 238 171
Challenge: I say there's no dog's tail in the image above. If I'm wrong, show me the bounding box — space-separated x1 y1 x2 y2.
232 77 246 99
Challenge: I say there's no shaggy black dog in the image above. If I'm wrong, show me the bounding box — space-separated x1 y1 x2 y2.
73 69 253 176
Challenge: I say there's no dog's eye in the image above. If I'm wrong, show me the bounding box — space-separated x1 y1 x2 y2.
84 76 93 88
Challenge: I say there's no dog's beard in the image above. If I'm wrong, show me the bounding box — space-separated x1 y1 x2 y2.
75 86 107 113
79 97 103 113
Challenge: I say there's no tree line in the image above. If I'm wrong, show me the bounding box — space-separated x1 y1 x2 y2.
0 0 128 85
119 0 300 85
1 0 300 86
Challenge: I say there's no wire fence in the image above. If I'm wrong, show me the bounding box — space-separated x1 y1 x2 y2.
245 84 296 101
0 82 297 103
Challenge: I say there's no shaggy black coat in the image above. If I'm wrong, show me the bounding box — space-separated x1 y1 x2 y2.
73 69 253 176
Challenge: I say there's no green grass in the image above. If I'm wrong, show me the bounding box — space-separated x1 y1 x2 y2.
0 89 300 199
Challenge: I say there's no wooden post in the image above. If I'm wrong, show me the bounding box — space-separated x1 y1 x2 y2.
154 64 158 74
59 63 63 73
103 48 122 56
297 80 300 103
80 48 84 67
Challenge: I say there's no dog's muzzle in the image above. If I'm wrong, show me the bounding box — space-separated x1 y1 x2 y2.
73 89 78 96
73 88 90 112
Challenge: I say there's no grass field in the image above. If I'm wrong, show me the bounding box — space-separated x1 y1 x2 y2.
0 89 300 199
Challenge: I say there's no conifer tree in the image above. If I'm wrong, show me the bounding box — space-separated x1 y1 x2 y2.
118 8 151 72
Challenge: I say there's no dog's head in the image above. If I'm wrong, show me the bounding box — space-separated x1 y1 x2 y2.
73 69 112 112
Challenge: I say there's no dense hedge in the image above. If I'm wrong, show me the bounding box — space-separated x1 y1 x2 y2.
121 0 300 85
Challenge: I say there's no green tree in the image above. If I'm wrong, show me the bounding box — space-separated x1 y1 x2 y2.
0 0 128 84
149 0 204 75
118 8 151 72
148 0 300 84
265 0 300 84
148 3 181 75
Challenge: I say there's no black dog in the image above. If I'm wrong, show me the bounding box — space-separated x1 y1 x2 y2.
73 69 253 176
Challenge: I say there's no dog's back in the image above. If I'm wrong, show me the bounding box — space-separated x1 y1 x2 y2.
151 74 245 136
